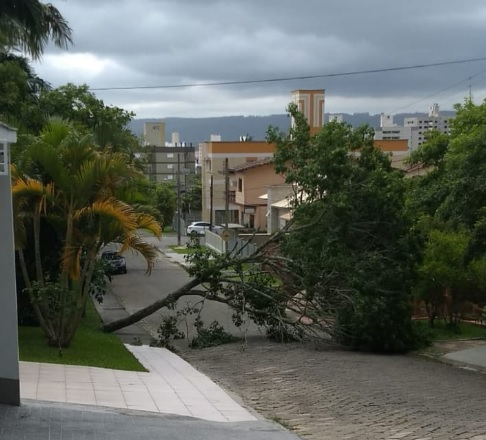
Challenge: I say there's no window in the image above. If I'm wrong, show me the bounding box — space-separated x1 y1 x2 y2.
238 178 243 192
167 153 174 158
166 175 173 180
167 164 174 170
0 141 6 175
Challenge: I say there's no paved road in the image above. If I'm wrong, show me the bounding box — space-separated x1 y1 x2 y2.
106 234 486 439
106 235 263 345
181 339 486 440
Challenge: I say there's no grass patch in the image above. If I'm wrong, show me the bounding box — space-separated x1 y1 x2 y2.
169 244 191 254
414 319 486 341
18 299 146 371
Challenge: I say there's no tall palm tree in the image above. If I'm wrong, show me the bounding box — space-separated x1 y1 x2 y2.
0 0 72 59
12 119 161 347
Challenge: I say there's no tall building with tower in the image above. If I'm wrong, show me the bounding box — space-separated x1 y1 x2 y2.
291 89 325 136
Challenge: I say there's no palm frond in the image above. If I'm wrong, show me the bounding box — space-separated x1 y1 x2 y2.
119 234 160 274
136 213 162 238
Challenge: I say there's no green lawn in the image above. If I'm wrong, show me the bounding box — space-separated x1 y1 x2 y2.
414 319 486 341
169 244 191 254
18 300 146 371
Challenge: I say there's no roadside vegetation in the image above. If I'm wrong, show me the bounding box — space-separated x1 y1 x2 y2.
4 2 486 359
414 319 486 342
18 298 146 371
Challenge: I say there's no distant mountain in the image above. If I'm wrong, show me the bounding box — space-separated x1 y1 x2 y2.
128 111 456 145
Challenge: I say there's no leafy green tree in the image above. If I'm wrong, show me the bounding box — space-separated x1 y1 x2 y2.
268 104 418 352
0 52 48 132
36 83 141 157
153 182 177 228
12 119 161 347
406 98 486 326
415 226 469 326
0 0 72 59
182 174 202 213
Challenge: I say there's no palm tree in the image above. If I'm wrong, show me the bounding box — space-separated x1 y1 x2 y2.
12 119 161 347
0 0 72 59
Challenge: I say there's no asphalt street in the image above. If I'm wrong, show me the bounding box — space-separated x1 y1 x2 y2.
105 234 263 345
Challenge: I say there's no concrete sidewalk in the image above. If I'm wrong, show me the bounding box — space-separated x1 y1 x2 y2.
19 345 256 422
442 341 486 369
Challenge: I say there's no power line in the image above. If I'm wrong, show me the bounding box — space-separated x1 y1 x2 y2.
389 67 486 114
90 56 486 92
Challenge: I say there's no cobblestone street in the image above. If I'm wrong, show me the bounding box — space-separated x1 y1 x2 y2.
181 339 486 440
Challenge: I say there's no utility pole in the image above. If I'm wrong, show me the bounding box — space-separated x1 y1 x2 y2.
209 174 214 231
224 158 229 254
224 157 229 231
176 152 181 246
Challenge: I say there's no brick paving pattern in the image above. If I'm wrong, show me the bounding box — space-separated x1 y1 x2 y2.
181 339 486 440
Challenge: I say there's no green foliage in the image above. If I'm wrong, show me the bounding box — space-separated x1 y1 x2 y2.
270 104 418 352
189 318 238 349
407 99 486 327
12 119 161 347
0 52 48 133
38 83 133 132
182 174 202 212
153 182 177 227
151 316 185 352
90 258 112 304
18 299 146 371
0 0 72 61
413 319 486 341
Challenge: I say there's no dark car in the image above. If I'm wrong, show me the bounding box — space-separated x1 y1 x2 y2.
101 251 127 274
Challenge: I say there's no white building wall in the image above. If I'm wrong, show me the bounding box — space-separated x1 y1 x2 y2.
0 123 20 405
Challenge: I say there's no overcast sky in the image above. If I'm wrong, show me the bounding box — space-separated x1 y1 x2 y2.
32 0 486 119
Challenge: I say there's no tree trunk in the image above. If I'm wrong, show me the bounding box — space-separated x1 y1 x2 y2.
101 277 201 333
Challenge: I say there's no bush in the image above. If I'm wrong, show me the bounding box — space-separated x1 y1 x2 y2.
189 318 238 349
334 293 425 353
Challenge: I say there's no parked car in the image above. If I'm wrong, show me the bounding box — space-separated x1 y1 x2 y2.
101 251 127 274
186 222 223 236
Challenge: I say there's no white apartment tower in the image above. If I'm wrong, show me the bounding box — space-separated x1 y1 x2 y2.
403 103 451 149
375 104 452 151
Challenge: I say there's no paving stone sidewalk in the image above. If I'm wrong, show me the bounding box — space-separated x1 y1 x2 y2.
180 338 486 440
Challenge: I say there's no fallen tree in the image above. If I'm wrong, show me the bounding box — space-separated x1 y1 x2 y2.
101 227 334 342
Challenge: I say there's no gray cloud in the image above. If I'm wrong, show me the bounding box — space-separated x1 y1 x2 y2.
32 0 486 118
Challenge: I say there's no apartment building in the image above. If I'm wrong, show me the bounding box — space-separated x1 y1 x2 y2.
375 104 452 151
143 121 196 185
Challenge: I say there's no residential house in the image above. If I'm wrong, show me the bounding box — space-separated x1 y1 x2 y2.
199 140 275 224
229 158 286 230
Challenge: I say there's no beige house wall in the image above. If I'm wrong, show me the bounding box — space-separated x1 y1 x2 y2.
199 141 275 224
232 163 286 230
